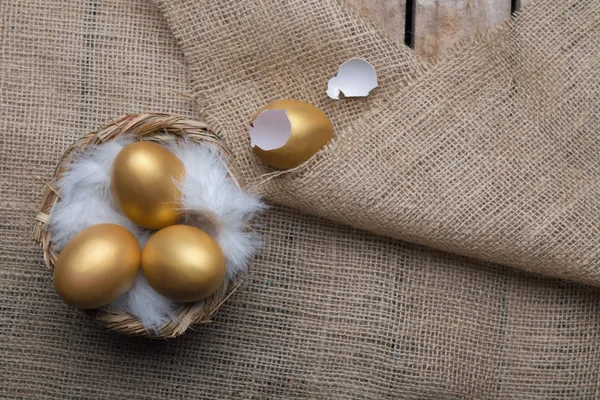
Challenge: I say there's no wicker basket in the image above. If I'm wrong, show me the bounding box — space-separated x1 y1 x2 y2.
33 113 243 338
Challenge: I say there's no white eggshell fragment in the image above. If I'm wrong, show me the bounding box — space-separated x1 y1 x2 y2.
326 58 378 99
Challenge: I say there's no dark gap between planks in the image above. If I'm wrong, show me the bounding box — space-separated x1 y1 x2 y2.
404 0 415 48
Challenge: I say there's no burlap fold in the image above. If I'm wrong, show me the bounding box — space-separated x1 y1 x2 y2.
158 0 600 286
1 0 600 398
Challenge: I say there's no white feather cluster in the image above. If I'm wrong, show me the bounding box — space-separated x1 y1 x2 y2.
49 136 264 331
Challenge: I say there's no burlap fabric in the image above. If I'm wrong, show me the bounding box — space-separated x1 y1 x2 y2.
158 0 600 286
1 0 600 399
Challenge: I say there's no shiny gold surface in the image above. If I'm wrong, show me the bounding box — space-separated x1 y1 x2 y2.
54 224 141 309
251 99 334 169
111 141 185 230
141 225 226 302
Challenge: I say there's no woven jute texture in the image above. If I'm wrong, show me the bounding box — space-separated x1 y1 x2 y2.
158 0 600 286
2 0 600 399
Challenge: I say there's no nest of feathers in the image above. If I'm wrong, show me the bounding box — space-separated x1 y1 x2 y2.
33 113 263 338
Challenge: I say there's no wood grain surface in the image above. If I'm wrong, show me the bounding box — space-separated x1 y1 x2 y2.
345 0 406 43
414 0 511 59
346 0 514 59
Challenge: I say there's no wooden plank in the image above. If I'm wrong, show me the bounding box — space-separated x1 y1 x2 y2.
346 0 407 43
414 0 512 59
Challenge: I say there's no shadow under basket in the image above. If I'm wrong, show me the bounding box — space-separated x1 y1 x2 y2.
32 113 243 339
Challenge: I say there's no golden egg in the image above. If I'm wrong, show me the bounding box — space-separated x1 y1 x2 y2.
141 225 226 302
249 99 334 169
111 141 185 230
54 224 141 309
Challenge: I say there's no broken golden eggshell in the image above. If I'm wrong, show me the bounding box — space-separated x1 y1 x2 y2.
249 99 334 169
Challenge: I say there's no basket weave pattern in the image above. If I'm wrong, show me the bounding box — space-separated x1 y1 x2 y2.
33 113 242 338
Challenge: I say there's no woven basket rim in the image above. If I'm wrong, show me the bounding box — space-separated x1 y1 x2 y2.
32 113 244 339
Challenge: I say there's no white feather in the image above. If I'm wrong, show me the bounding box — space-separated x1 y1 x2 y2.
48 136 263 331
49 137 149 250
170 142 266 280
109 273 176 331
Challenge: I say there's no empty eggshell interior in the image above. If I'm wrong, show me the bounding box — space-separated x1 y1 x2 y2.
249 109 292 151
327 58 378 99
